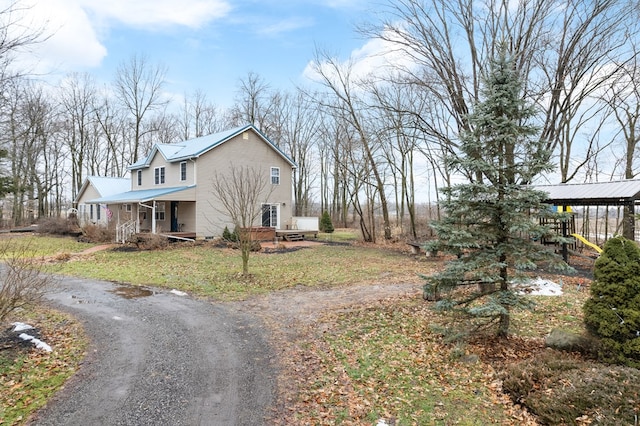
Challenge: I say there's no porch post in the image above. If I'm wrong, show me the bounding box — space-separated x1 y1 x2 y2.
152 201 157 234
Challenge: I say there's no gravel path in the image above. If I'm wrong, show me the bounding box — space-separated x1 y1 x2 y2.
29 277 275 426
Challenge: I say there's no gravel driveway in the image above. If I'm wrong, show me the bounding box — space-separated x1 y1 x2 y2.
28 276 275 426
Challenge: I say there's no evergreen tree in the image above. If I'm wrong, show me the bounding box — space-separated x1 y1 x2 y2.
319 211 334 233
425 47 571 337
583 236 640 367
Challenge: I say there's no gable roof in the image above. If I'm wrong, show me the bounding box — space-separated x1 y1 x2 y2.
74 176 130 204
534 179 640 206
128 124 297 170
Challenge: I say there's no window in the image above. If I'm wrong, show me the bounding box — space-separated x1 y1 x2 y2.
271 167 280 185
97 205 101 220
154 167 165 185
180 161 187 181
90 204 94 220
137 170 142 186
155 202 165 221
124 204 132 212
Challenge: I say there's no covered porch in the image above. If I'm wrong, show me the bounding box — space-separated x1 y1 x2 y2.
87 186 197 243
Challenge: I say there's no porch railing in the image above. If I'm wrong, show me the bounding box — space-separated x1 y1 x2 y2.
116 220 138 244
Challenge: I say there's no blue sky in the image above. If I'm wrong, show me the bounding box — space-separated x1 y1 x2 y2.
14 0 382 107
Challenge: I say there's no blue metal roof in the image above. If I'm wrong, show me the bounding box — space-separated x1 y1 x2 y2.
87 186 195 204
87 176 130 196
127 124 297 170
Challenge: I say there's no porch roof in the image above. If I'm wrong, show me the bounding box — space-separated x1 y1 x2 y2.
87 185 196 204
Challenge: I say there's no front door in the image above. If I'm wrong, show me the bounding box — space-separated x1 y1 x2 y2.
261 204 278 228
170 201 179 232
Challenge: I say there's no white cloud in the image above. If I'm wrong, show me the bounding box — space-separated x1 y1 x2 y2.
256 16 314 37
2 0 103 76
302 27 416 84
3 0 232 76
83 0 231 29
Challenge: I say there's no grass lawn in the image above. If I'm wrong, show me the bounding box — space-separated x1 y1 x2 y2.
0 308 87 425
288 283 594 425
51 241 425 300
3 234 637 425
0 234 97 259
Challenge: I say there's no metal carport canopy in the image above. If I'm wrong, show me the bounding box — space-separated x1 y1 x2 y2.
533 180 640 206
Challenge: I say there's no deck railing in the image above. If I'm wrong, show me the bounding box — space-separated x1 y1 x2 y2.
116 220 138 243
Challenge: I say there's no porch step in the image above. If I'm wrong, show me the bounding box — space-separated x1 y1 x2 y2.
283 233 304 242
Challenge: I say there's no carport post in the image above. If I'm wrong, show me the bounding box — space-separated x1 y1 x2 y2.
623 201 636 241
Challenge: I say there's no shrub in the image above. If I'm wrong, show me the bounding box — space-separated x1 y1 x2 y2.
0 239 53 322
319 211 334 233
583 236 640 368
127 233 169 250
222 226 238 242
80 224 113 243
501 350 640 425
37 216 81 236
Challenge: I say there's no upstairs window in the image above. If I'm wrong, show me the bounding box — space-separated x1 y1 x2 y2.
154 167 165 185
180 161 187 181
271 167 280 185
137 170 142 186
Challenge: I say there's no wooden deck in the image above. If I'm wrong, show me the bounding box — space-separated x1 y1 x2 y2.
276 229 318 241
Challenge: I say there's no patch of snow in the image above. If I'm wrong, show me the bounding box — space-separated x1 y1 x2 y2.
112 316 123 321
18 333 52 352
11 322 34 332
517 277 563 296
376 420 390 426
170 289 187 296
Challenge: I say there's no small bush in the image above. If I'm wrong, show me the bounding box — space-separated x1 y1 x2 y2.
37 216 81 236
127 233 169 250
222 226 238 242
319 211 334 233
501 350 640 425
583 236 640 368
80 224 113 243
0 239 53 322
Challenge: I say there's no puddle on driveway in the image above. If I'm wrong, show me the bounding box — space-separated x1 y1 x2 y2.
109 285 154 299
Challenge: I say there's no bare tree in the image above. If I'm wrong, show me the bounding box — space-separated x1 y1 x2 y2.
309 51 393 241
363 0 639 183
93 88 130 177
4 80 57 224
0 238 54 322
0 1 46 94
179 89 224 139
229 72 275 132
604 46 640 180
58 72 97 199
113 53 168 164
210 166 274 275
268 90 321 216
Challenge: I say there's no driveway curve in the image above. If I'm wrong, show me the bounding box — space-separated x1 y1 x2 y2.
29 276 275 426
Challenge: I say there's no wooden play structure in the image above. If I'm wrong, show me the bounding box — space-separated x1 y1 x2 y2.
535 180 640 260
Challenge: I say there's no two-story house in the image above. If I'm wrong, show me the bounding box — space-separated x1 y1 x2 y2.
75 124 297 241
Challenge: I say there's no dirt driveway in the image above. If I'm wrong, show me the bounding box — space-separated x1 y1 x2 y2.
28 239 423 425
30 276 275 426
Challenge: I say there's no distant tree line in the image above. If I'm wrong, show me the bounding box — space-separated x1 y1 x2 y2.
1 0 639 242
